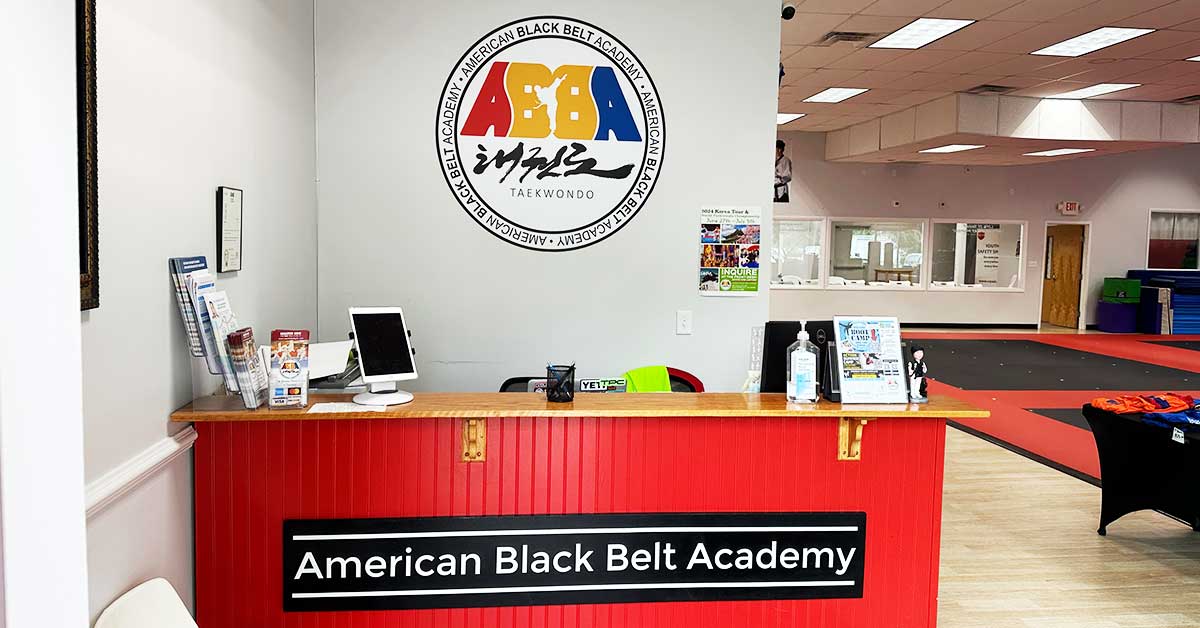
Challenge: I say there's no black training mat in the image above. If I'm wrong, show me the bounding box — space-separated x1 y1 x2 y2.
1027 408 1091 431
914 339 1200 390
1145 340 1200 352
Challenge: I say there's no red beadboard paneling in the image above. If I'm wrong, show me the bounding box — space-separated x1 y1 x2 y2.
194 415 947 628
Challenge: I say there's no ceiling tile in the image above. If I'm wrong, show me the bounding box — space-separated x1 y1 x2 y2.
895 72 960 89
981 54 1072 76
889 90 955 105
779 68 815 88
837 14 915 34
852 87 917 102
1116 1 1200 29
981 22 1098 54
924 20 1039 51
927 73 1011 92
925 51 1020 74
784 45 856 69
796 0 878 14
827 48 914 70
1175 18 1200 31
1115 60 1200 84
1089 84 1175 100
876 49 965 71
1138 39 1200 60
1055 0 1177 25
781 13 852 45
851 70 917 88
989 0 1097 22
1058 58 1174 83
861 0 952 17
927 0 1027 20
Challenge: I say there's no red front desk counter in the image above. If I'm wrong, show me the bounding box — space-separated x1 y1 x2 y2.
172 392 986 628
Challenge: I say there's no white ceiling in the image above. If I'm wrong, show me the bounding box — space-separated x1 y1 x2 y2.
779 0 1200 132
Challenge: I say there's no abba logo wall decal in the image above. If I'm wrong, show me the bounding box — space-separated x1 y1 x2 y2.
436 16 665 252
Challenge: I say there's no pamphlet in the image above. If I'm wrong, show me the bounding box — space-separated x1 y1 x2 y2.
203 291 241 392
270 330 310 408
168 256 209 356
699 206 761 296
185 270 222 375
833 316 907 404
227 327 268 409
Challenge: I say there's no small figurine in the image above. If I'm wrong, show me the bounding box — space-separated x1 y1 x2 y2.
908 345 928 403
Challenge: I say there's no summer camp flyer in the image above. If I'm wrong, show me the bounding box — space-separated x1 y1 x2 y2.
699 206 761 296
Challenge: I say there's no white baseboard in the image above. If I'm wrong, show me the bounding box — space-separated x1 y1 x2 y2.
85 427 197 520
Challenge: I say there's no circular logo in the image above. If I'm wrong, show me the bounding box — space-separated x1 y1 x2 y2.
436 16 665 251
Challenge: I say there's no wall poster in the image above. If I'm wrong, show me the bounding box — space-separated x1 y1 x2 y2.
699 206 761 295
832 316 907 404
436 16 665 252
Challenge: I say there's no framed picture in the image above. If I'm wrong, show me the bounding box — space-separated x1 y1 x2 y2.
217 187 244 273
78 0 99 310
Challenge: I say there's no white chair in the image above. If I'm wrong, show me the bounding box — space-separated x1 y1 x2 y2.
95 578 197 628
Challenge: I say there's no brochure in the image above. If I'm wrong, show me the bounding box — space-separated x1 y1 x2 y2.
168 256 208 356
833 316 907 404
228 328 268 409
270 330 310 408
203 291 241 392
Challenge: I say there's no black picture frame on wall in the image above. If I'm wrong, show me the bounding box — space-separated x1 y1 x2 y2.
78 0 100 310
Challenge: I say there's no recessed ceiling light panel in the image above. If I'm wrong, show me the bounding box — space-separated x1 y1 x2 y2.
1189 56 1200 62
1032 27 1154 57
777 113 806 125
803 88 869 103
1024 148 1096 157
1048 83 1140 99
919 144 985 154
869 18 975 49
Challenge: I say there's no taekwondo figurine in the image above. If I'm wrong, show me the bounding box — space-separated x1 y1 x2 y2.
908 345 929 403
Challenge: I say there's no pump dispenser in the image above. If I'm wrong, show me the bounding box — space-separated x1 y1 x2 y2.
786 321 820 402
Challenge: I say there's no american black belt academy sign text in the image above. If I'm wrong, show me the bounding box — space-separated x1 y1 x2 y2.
284 512 866 612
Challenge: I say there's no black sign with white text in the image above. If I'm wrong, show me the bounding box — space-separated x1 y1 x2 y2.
283 512 866 612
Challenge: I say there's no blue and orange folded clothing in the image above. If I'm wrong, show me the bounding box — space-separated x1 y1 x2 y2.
1090 393 1194 414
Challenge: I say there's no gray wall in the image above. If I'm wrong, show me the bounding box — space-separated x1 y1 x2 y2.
81 0 317 620
772 131 1200 325
314 0 778 392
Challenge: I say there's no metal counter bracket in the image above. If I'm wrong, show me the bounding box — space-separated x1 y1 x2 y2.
838 417 871 461
462 418 486 462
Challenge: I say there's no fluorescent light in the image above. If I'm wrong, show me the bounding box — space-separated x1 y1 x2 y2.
1189 56 1200 62
870 18 975 49
777 113 806 125
1024 148 1096 157
1032 27 1154 57
1048 83 1140 99
803 88 868 103
919 144 985 154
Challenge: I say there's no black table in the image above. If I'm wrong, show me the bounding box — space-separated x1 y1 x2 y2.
1083 404 1199 535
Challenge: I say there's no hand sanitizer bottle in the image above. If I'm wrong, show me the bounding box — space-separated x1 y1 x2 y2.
787 321 820 403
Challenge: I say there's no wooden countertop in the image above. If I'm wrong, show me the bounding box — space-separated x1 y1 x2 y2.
170 393 988 423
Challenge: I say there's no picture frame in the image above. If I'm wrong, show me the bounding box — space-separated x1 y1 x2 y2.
216 186 244 273
78 0 99 310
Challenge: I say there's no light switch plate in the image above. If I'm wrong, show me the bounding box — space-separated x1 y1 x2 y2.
676 310 693 335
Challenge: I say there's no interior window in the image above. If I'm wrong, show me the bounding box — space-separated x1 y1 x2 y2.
828 220 924 287
1148 211 1200 270
930 222 1025 289
771 219 823 285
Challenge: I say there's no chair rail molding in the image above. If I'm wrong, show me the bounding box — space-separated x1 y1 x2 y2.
85 426 197 520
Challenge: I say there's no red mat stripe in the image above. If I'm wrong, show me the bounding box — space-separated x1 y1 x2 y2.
902 333 1200 481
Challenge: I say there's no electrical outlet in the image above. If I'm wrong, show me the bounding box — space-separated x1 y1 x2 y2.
676 310 693 335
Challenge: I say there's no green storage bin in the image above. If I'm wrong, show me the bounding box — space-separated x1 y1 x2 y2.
1102 277 1141 303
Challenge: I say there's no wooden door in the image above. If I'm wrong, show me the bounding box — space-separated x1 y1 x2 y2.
1042 224 1085 328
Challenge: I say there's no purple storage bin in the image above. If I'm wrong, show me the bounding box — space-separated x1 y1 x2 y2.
1097 300 1138 333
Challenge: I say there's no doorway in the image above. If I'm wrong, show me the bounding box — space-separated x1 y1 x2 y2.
1041 223 1088 330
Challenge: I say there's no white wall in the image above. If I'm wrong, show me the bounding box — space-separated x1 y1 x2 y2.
315 0 778 392
81 0 317 620
772 131 1200 325
0 2 91 626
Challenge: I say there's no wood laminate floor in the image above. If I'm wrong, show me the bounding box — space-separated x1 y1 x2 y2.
939 428 1200 628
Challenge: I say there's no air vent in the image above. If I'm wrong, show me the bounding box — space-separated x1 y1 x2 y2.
1171 94 1200 104
965 84 1017 95
813 31 881 47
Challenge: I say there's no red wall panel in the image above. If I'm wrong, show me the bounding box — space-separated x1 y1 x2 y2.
194 416 947 627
